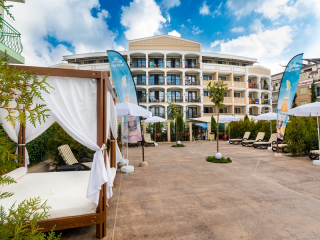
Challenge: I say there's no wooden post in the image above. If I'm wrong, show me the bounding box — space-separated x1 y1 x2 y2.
96 73 107 239
189 122 192 141
167 121 171 142
110 133 116 168
18 123 26 167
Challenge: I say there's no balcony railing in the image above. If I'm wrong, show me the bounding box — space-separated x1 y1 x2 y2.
149 80 165 85
249 98 260 104
138 98 147 103
248 83 258 88
185 63 200 69
185 80 199 85
130 62 146 68
166 61 182 68
149 97 165 103
0 17 23 55
152 113 165 118
167 96 183 103
167 80 181 85
261 85 269 90
148 62 164 68
136 80 146 85
186 113 199 119
185 97 200 103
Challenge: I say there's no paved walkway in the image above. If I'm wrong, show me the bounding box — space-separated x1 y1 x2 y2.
60 141 320 240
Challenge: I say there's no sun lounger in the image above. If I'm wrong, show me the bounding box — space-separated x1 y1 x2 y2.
229 132 250 145
272 141 288 153
241 132 265 147
309 150 319 160
144 133 155 146
128 141 139 147
253 133 277 149
58 144 93 170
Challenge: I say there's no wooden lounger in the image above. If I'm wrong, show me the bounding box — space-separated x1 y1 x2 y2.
58 144 93 170
253 133 277 149
229 132 250 145
241 132 265 147
144 133 155 146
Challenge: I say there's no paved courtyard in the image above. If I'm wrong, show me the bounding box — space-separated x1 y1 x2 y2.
59 141 320 240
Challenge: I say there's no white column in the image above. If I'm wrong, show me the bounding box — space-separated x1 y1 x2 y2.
164 105 167 120
146 54 148 69
257 76 261 89
199 72 203 86
127 55 131 67
164 72 167 85
182 88 186 103
146 71 149 85
183 106 187 120
182 54 185 69
164 54 166 68
164 88 167 103
200 105 204 117
182 71 185 85
200 88 204 103
258 91 262 104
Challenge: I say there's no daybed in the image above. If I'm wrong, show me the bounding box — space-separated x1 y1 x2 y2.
241 132 265 147
253 133 277 149
229 132 250 145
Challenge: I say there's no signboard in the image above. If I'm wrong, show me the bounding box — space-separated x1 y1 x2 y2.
298 79 313 86
107 50 142 142
276 53 304 140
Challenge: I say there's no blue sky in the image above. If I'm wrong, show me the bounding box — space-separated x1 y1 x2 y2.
9 0 320 74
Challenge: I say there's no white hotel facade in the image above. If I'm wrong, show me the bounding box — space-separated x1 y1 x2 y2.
53 35 272 122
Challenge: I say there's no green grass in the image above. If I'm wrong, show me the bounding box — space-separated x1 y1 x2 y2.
206 156 232 163
171 144 186 147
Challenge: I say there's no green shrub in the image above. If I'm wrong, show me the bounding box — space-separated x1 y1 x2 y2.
171 144 185 147
206 156 232 163
176 114 184 141
211 116 217 133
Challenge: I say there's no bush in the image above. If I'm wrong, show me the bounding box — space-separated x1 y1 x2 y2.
206 156 232 163
211 116 217 133
45 123 94 167
285 116 318 155
176 114 184 141
171 144 185 147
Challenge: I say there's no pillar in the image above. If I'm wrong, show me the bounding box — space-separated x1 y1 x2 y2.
167 121 171 142
207 121 211 141
189 121 192 141
143 121 147 137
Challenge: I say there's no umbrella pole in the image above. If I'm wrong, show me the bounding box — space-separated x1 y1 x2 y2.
317 113 320 161
228 123 230 141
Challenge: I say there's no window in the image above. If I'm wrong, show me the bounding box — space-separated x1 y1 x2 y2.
133 75 146 85
167 75 180 85
299 87 308 94
185 59 197 68
234 77 240 82
203 91 209 96
234 107 241 113
71 61 80 64
249 108 253 115
218 76 227 81
203 75 212 80
234 92 241 98
185 75 197 85
317 87 320 97
132 58 146 68
204 107 213 113
300 100 308 105
149 74 164 85
149 58 164 68
167 91 181 102
83 60 97 64
219 107 228 113
249 93 253 98
202 59 212 63
215 60 226 65
99 59 109 63
229 62 240 66
224 92 228 97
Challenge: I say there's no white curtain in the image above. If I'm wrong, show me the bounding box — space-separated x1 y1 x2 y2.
1 76 113 205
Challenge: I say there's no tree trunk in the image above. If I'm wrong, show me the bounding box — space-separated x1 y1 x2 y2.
217 112 219 153
175 117 177 145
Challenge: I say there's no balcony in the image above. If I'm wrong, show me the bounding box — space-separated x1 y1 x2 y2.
249 98 260 104
138 98 147 103
166 61 182 68
248 83 259 89
185 63 200 69
135 79 147 85
149 97 165 103
0 17 24 64
186 113 199 119
185 97 200 103
148 62 164 68
149 79 165 85
185 80 200 86
167 96 183 103
261 99 270 105
167 79 181 85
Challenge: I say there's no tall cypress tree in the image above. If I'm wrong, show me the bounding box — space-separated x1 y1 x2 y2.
311 82 317 103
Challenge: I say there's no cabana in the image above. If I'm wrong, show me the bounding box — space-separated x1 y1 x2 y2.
0 66 120 239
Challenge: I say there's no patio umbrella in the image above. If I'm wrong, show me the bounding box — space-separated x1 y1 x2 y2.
116 102 152 173
116 102 151 118
219 116 240 141
288 102 320 165
144 116 166 145
255 112 277 136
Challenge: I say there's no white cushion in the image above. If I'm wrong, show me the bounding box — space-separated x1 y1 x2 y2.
1 167 27 189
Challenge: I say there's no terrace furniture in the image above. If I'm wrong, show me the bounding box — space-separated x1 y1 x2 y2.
144 133 155 146
241 132 265 147
128 141 139 147
309 150 319 160
229 132 250 145
253 133 277 149
56 163 82 172
58 144 93 170
272 142 288 153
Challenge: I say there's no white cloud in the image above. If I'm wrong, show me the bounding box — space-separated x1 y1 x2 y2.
168 30 181 37
200 1 210 15
121 0 166 40
230 26 245 33
227 0 320 21
200 1 222 17
218 26 293 59
192 25 203 35
161 0 180 9
210 40 224 48
10 0 122 66
250 19 264 32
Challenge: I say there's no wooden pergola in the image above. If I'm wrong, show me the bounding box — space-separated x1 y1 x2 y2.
10 65 117 239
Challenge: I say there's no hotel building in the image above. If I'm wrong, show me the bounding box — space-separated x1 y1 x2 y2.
54 35 272 124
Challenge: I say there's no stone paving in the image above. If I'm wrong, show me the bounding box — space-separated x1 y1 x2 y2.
59 141 320 240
